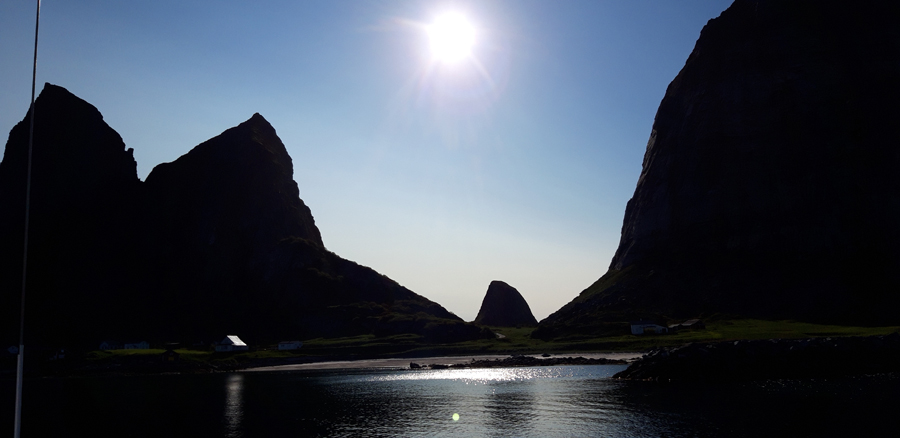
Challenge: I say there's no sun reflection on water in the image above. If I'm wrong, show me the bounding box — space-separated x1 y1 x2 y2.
366 366 587 385
224 373 244 438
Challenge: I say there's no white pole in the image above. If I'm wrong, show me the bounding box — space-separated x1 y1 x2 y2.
14 1 41 437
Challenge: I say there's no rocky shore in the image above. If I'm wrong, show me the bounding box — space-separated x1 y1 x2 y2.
614 333 900 382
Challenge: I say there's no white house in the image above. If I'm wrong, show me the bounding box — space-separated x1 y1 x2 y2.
278 341 303 351
216 335 249 352
630 321 669 335
124 341 150 350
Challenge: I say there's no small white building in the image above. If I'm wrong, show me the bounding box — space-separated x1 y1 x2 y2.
124 341 150 350
630 321 669 335
278 341 303 351
216 335 249 352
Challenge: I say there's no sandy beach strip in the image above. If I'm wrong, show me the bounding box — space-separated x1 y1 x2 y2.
244 352 642 372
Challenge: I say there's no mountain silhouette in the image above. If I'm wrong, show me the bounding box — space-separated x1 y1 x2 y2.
0 84 488 347
535 0 900 339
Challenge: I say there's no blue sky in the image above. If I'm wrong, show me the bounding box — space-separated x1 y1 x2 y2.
1 1 733 321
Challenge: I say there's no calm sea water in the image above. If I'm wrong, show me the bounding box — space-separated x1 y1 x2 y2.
1 365 897 437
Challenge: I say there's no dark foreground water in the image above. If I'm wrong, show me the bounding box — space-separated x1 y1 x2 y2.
1 365 897 437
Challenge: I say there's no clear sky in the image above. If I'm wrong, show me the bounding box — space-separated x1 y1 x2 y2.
1 0 734 322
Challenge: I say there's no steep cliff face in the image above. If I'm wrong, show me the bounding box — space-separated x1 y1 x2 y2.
473 281 538 327
0 84 479 347
536 0 900 339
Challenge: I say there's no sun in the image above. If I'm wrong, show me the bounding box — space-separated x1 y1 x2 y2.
427 13 476 64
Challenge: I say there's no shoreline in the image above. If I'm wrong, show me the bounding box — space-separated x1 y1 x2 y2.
244 352 641 372
0 351 643 378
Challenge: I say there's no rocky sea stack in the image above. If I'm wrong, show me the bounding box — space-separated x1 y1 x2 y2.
535 0 900 339
473 281 538 327
0 84 488 347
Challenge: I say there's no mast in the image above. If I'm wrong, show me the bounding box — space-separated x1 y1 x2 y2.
14 1 41 437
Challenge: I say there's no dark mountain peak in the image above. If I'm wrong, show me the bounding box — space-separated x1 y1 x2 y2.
158 112 291 182
247 112 266 123
37 82 85 104
227 112 286 159
145 112 324 249
0 82 139 224
473 281 537 327
535 0 900 339
0 83 141 344
0 83 138 201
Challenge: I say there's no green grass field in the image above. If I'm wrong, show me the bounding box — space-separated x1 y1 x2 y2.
83 319 900 368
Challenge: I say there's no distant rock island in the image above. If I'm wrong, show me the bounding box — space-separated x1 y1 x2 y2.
473 281 538 327
0 84 489 348
535 0 900 339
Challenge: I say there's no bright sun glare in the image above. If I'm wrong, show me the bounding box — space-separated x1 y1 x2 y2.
427 13 476 64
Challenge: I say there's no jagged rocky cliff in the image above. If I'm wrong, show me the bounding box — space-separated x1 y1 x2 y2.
473 281 538 327
536 0 900 339
0 84 487 347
